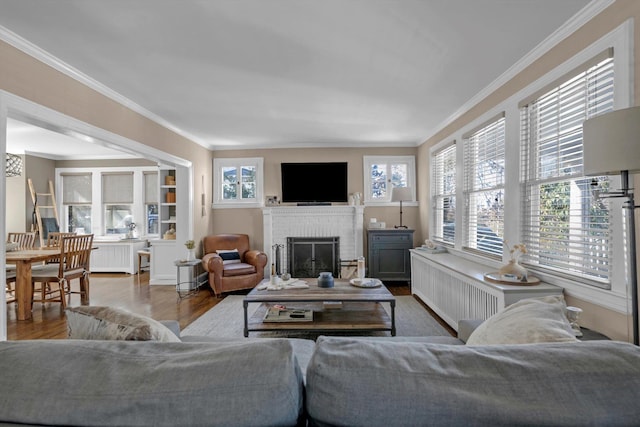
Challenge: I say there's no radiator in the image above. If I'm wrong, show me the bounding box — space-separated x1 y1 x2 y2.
410 251 562 331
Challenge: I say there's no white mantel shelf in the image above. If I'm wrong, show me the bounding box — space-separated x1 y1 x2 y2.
263 205 365 277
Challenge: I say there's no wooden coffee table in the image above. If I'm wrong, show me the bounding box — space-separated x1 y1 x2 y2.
243 278 396 337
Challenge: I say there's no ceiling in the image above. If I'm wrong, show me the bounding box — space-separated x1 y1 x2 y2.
0 0 594 159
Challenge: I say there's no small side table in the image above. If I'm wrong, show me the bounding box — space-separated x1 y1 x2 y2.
174 259 201 299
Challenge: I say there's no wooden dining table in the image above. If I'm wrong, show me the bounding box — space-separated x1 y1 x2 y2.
6 248 65 321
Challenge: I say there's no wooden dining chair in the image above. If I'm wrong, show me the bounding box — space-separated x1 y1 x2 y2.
6 232 37 250
5 232 36 303
31 234 94 308
5 271 16 304
42 232 77 263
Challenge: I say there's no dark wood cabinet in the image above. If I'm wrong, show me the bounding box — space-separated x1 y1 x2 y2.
367 229 414 282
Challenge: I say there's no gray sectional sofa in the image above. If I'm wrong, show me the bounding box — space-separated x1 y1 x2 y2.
1 323 640 427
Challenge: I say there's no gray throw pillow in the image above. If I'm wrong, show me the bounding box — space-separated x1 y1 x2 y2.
66 306 181 342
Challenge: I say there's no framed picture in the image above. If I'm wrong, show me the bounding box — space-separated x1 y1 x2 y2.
266 195 279 206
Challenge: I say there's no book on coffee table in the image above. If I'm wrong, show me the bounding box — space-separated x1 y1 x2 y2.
263 306 313 322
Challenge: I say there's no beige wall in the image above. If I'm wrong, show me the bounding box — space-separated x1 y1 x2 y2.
23 155 56 237
417 0 640 341
211 147 420 250
4 155 55 237
0 38 213 244
1 1 638 340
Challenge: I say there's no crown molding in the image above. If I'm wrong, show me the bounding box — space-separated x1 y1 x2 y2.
422 0 615 146
0 25 208 150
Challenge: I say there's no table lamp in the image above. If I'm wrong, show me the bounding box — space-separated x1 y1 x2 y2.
583 105 640 345
391 187 412 229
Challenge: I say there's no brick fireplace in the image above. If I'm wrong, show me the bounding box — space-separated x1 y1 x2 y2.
262 206 365 278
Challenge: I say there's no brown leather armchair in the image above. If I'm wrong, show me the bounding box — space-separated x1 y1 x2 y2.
201 234 268 297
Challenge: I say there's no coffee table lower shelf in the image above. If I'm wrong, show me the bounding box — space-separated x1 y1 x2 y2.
245 302 395 337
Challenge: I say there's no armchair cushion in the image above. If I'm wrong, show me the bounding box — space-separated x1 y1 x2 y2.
223 263 257 277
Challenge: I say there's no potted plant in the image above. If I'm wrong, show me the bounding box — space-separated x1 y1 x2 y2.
185 240 196 260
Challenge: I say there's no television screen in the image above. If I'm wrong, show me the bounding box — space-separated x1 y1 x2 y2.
281 162 348 203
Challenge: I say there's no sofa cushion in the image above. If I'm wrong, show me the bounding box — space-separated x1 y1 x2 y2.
466 295 578 345
0 339 304 427
223 262 256 276
180 336 316 382
66 306 181 342
305 337 640 426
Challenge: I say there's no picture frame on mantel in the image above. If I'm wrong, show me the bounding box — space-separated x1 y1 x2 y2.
266 195 279 206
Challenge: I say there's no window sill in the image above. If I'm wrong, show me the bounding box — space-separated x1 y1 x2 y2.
439 246 628 313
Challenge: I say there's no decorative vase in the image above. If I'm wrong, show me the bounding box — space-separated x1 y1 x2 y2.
186 249 195 261
317 272 334 288
498 259 528 281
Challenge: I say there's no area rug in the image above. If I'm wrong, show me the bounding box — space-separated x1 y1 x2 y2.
182 295 451 339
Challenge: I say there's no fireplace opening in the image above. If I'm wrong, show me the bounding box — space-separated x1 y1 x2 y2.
287 236 339 278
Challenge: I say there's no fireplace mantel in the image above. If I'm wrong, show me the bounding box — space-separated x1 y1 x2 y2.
262 206 365 277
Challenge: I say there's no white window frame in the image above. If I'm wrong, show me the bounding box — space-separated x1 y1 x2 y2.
363 155 417 206
212 157 264 209
102 172 134 235
428 20 632 312
520 53 616 289
430 143 457 245
462 116 506 257
61 172 93 234
143 171 159 236
56 166 158 237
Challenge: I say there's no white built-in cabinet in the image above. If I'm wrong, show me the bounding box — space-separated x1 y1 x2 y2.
91 239 147 274
149 166 189 285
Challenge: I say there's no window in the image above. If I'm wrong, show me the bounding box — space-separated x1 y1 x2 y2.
363 156 416 204
144 171 158 235
102 172 134 234
213 157 264 208
431 144 456 244
463 116 505 256
62 173 92 233
520 53 614 287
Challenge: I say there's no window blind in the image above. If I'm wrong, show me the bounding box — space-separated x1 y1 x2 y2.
102 172 134 204
431 143 456 244
520 55 614 287
144 171 158 204
62 173 92 204
463 116 505 256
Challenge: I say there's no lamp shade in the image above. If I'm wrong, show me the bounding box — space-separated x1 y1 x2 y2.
582 106 640 176
391 186 412 202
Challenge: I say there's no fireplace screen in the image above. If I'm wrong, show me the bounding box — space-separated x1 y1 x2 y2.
287 236 339 278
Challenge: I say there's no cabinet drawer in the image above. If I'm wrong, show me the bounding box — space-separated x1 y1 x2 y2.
370 233 412 243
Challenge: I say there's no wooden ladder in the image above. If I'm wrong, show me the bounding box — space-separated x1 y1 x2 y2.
28 178 60 247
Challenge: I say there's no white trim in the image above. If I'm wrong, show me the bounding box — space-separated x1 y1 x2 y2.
363 155 416 204
0 3 612 152
0 91 195 339
0 25 209 151
55 166 158 237
428 20 634 312
212 157 264 209
0 95 7 341
422 0 615 145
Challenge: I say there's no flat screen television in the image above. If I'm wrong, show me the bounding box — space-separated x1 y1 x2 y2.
281 162 348 204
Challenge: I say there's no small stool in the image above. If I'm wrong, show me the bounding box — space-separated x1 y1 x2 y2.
137 249 151 274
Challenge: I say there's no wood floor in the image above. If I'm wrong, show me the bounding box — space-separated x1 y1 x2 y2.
6 273 418 340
